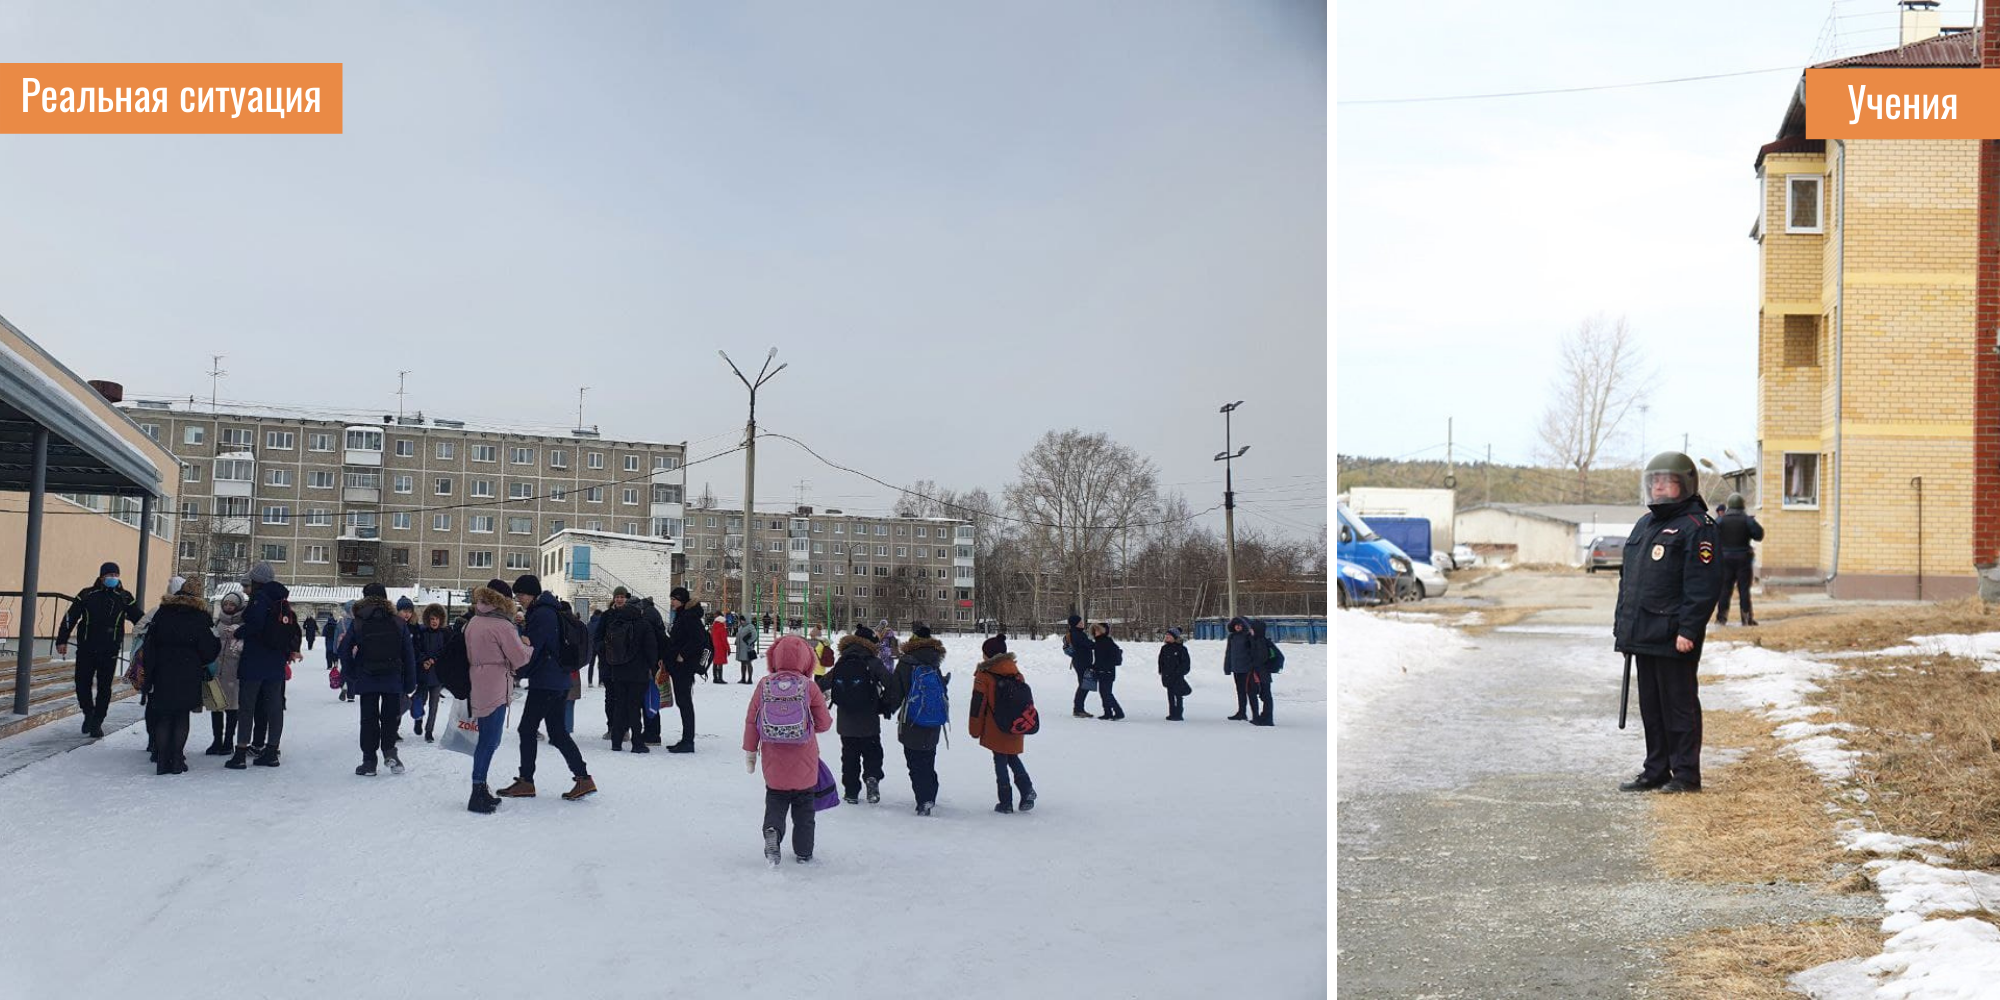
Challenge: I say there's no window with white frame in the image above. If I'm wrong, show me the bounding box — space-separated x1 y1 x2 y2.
305 544 329 564
874 545 888 557
436 441 456 460
812 542 824 554
511 447 534 465
469 515 495 533
955 526 974 540
506 552 532 571
265 469 292 487
179 501 199 521
221 427 253 448
833 543 845 555
586 519 601 532
261 505 288 525
305 509 331 527
395 439 414 457
260 544 287 562
308 471 335 489
392 512 412 530
587 487 603 503
622 488 639 506
472 444 496 463
957 545 973 558
624 455 640 472
896 546 908 558
1782 453 1821 508
507 516 533 535
551 486 566 500
916 527 927 539
896 525 907 537
791 538 809 553
835 565 846 576
510 482 533 500
1786 175 1823 234
549 519 564 533
264 431 295 450
433 513 452 531
345 429 381 451
955 566 974 581
471 479 494 498
623 522 639 535
184 426 206 446
309 432 332 451
467 551 494 569
550 449 567 469
832 523 844 535
343 471 380 491
936 568 948 579
588 452 604 469
179 539 198 559
431 549 451 568
138 422 159 442
394 474 413 494
936 547 948 559
874 525 887 536
214 458 253 482
435 477 453 495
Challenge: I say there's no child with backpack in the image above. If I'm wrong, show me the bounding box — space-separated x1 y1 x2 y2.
1088 623 1126 721
970 635 1037 814
337 583 417 776
1248 619 1284 728
891 623 949 815
816 624 894 804
1158 627 1192 722
743 635 833 866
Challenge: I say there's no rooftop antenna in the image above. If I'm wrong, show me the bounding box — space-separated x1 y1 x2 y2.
207 355 226 414
396 370 412 421
795 479 811 508
577 387 589 430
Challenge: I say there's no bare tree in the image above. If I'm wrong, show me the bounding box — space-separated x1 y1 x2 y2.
1536 315 1650 490
893 479 958 519
1004 430 1159 618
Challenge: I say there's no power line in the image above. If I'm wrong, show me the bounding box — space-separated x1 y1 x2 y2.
1339 64 1801 106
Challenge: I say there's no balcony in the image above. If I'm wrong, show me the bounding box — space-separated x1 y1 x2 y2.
343 487 381 504
211 517 251 536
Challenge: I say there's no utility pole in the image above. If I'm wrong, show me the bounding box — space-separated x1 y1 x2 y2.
1485 444 1493 504
721 348 786 620
207 355 226 414
396 370 411 421
1215 401 1250 620
1683 432 1689 454
1639 403 1650 458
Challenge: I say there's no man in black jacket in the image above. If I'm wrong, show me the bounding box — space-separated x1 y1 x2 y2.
1614 452 1724 794
1065 614 1095 719
55 561 143 737
663 587 708 753
639 597 669 746
595 587 657 753
1713 493 1765 627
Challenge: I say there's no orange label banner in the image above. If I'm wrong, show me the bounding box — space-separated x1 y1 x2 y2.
1802 68 2000 139
0 63 342 134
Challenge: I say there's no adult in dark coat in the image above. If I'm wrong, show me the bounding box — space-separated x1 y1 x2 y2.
139 584 221 775
230 562 297 768
336 584 417 774
495 576 594 799
1158 627 1192 721
1614 452 1724 794
55 561 143 737
411 604 451 742
816 626 894 802
1713 492 1766 627
1065 614 1096 718
639 597 669 745
663 587 709 752
1089 623 1126 720
303 614 319 650
596 589 658 752
1223 617 1262 721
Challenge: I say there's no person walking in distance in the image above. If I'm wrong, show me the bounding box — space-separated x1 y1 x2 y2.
709 612 731 684
55 561 143 738
734 616 760 685
1614 452 1724 794
969 635 1037 814
1088 622 1126 721
1065 614 1096 719
412 604 450 742
462 581 528 814
663 586 709 752
1158 627 1192 722
1713 492 1765 627
891 623 950 815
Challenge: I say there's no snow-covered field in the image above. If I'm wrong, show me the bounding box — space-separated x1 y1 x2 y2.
1333 610 1469 736
0 635 1326 998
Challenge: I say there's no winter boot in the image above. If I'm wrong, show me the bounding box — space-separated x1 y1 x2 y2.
844 790 859 805
204 735 227 756
1227 711 1248 721
225 747 250 770
763 827 782 867
667 741 694 754
495 777 536 798
630 740 651 754
995 782 1014 814
562 775 598 801
865 777 881 804
915 801 935 816
355 756 377 777
254 747 281 767
385 755 405 775
1018 781 1036 812
156 759 173 776
468 783 498 814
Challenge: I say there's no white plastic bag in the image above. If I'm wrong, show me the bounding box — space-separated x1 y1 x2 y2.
439 698 482 756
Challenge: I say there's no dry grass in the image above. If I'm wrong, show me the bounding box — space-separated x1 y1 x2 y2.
1651 709 1853 884
1743 597 2000 655
1457 605 1555 633
1824 654 2000 867
1655 919 1881 1000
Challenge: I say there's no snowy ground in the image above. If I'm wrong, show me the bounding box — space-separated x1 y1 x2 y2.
0 635 1326 999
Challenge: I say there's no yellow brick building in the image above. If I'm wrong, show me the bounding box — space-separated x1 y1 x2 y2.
1754 27 1981 599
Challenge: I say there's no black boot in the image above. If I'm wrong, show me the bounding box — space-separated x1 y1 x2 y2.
356 755 377 777
1017 780 1036 811
468 783 498 814
225 747 250 769
254 746 281 767
994 782 1014 814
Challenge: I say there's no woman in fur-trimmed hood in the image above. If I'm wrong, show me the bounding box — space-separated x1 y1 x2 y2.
462 583 530 813
141 583 221 774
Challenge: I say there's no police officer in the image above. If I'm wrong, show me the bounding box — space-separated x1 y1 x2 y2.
54 561 143 738
1713 492 1764 627
1614 452 1724 794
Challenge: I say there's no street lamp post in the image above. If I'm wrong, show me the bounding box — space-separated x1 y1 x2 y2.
720 349 786 622
1215 401 1249 620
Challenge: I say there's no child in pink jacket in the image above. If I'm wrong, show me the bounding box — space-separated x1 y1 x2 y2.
744 635 834 865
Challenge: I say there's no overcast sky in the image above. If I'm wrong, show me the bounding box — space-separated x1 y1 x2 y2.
0 0 1327 542
1336 0 1974 479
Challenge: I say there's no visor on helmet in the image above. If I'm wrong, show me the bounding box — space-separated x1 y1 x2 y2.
1641 469 1695 506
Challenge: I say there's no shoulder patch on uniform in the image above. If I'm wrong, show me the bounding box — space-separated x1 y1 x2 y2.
1698 540 1714 564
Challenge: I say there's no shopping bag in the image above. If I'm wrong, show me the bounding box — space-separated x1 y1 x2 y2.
645 676 661 717
201 677 227 712
439 698 485 756
812 759 840 812
656 668 675 709
410 694 424 722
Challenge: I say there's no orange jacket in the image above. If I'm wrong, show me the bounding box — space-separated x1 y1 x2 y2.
968 653 1025 755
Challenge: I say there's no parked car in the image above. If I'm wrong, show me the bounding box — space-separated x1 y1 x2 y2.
1585 535 1623 573
1337 505 1414 594
1405 556 1447 599
1450 544 1479 569
1337 558 1381 607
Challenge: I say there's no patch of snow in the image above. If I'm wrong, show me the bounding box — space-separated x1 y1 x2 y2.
1490 624 1607 636
1774 721 1858 742
1835 824 1950 857
1786 735 1863 782
1335 612 1470 736
1699 644 1836 713
1868 861 2000 927
1865 918 2000 998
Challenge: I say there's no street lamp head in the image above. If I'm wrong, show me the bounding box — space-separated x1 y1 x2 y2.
1220 401 1243 414
1699 458 1716 471
1213 451 1228 462
1724 448 1741 464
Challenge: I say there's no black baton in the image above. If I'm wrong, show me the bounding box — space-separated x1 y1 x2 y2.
1618 652 1632 729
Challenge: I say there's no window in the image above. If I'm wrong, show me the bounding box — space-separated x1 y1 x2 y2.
390 548 409 565
1784 314 1821 368
263 431 294 450
936 568 948 579
510 482 533 500
771 519 784 531
472 444 497 463
938 590 948 600
549 519 564 533
705 537 719 550
957 546 973 558
471 479 494 498
896 546 908 558
955 566 974 581
179 501 199 521
956 589 970 601
261 544 288 562
812 522 822 534
652 484 684 504
896 526 907 537
214 458 253 482
468 515 495 534
345 429 382 451
392 512 412 530
791 519 808 534
1786 174 1823 234
587 487 603 503
652 455 668 470
306 545 329 564
138 422 160 442
1782 453 1821 509
875 545 888 557
624 455 640 472
551 487 566 500
265 468 293 487
262 505 289 525
433 514 452 531
220 427 253 448
343 471 380 491
916 527 927 539
791 538 809 553
624 522 640 535
835 565 846 576
467 550 494 569
550 449 567 469
344 512 378 536
622 488 639 506
506 553 532 571
511 447 534 465
727 516 742 531
306 509 331 527
704 516 717 528
435 477 453 496
508 516 533 535
936 548 949 559
394 474 413 494
587 452 603 470
394 439 414 457
875 525 888 536
183 426 207 446
305 471 333 489
431 549 451 568
833 523 844 535
833 543 845 555
435 441 456 460
812 542 824 554
813 563 825 575
652 517 681 537
309 432 332 452
956 526 974 540
179 539 198 559
586 520 602 532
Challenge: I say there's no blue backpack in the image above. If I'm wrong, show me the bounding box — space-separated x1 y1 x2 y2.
903 662 950 728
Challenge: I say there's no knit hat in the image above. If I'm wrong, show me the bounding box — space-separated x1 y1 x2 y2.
245 562 276 586
670 586 691 603
911 622 933 639
981 635 1008 658
854 624 879 644
99 561 121 578
487 579 514 599
1166 627 1183 641
1067 614 1081 626
166 575 187 596
395 596 414 611
512 574 542 597
220 592 243 611
362 583 388 600
612 586 630 599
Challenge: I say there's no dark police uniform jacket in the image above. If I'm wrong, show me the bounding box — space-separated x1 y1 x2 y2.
1613 496 1724 661
1715 511 1765 554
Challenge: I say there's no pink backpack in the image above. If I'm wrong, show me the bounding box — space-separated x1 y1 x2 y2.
758 672 812 745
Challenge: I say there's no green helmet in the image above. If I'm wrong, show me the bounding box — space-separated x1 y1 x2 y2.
1641 451 1698 506
1726 492 1745 511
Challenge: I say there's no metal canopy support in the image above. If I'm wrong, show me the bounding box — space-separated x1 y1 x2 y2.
15 425 47 716
135 494 153 611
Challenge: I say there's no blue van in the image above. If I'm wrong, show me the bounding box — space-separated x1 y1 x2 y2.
1336 505 1414 595
1337 558 1381 607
